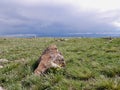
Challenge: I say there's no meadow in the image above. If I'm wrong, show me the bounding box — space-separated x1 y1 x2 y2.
0 38 120 90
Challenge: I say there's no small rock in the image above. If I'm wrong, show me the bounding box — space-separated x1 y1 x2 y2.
0 65 3 68
0 86 5 90
0 59 9 69
14 58 25 63
0 59 8 63
55 38 68 42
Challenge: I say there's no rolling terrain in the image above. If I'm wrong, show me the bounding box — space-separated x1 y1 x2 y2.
0 38 120 90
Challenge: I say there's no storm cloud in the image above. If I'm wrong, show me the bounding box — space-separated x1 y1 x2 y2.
0 0 120 34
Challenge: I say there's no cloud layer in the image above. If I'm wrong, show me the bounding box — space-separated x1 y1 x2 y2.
0 0 120 34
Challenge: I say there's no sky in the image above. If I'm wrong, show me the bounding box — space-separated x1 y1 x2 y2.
0 0 120 34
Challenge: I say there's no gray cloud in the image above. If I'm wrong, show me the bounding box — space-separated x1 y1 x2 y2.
0 0 120 35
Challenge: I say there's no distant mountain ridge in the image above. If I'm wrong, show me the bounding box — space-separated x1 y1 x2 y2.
0 33 120 38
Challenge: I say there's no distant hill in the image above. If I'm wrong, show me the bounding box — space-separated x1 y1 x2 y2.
0 33 120 38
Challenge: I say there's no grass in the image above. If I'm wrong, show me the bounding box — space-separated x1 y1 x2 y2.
0 37 120 90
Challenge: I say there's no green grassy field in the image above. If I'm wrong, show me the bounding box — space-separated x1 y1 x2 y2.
0 38 120 90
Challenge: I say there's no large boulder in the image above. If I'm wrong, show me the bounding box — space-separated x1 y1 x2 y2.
34 45 66 75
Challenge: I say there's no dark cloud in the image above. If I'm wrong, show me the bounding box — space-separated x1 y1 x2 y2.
0 1 119 35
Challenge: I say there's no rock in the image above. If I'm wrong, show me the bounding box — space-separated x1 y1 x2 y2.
0 86 5 90
0 59 8 63
34 44 66 75
55 38 68 42
0 65 3 68
0 59 9 68
14 58 25 63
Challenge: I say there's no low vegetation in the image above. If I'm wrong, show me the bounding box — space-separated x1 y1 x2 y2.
0 38 120 90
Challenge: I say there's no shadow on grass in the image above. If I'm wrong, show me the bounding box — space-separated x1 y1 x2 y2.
31 59 39 72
